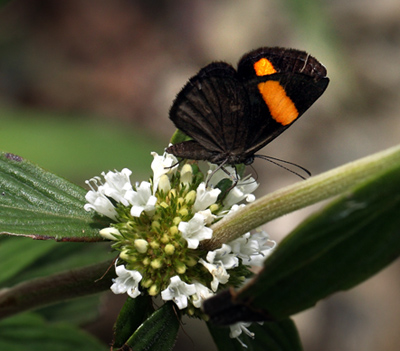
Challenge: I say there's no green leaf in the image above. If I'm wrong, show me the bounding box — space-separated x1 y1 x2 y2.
208 318 302 351
0 313 107 351
0 235 111 286
125 302 180 351
5 241 112 285
0 152 108 241
170 129 191 145
0 260 115 319
0 236 56 284
38 294 103 325
233 162 400 320
113 296 154 348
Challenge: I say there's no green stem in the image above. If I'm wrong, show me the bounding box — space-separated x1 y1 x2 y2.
201 144 400 251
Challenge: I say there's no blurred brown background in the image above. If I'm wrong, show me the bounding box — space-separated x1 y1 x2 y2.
0 0 399 350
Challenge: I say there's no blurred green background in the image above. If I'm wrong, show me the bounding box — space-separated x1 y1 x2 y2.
1 1 399 351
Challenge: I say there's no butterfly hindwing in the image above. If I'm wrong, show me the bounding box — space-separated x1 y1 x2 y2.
237 48 329 157
242 73 329 156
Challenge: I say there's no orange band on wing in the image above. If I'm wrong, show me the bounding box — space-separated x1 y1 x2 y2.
253 58 277 76
258 81 299 125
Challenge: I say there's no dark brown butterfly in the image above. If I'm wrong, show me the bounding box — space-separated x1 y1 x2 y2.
166 47 329 169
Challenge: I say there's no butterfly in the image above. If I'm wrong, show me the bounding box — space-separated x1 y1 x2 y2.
166 47 329 170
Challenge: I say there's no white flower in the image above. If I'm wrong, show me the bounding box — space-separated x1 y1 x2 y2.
110 263 142 298
151 151 178 194
191 281 214 308
84 170 133 220
199 258 230 292
178 213 213 249
229 230 275 266
84 184 118 220
161 275 196 309
101 169 133 206
206 244 238 269
196 209 217 225
193 182 221 212
229 322 254 348
224 176 259 208
125 181 157 217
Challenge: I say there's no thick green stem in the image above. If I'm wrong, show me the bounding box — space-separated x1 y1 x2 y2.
201 144 400 251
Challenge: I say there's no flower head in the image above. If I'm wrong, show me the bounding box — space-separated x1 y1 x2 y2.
84 149 275 343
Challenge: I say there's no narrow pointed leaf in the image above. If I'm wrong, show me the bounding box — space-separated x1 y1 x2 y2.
205 164 400 323
0 152 108 241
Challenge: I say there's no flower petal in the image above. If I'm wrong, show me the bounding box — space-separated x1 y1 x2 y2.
110 263 142 298
199 259 229 292
101 169 133 206
151 151 178 194
191 281 214 308
84 190 118 220
125 181 157 217
206 244 238 269
161 276 196 309
178 213 213 249
193 182 221 212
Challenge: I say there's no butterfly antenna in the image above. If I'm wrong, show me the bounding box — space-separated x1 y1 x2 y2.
205 158 237 188
164 159 184 170
254 155 311 179
249 164 259 182
236 164 259 186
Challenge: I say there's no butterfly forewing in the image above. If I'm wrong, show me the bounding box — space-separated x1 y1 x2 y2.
169 63 250 161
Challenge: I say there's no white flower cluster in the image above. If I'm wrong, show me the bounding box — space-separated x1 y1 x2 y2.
84 151 275 343
84 168 157 220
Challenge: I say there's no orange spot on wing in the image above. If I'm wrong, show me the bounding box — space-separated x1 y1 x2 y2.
258 81 298 125
253 58 277 76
